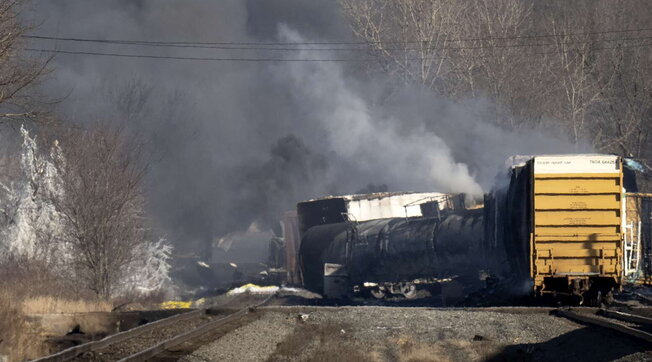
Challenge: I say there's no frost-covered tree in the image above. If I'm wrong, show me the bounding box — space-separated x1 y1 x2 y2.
0 126 66 262
0 177 19 250
0 125 172 299
119 238 173 295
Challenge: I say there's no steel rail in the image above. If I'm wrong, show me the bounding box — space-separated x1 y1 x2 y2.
117 308 248 362
257 305 597 314
117 293 275 361
635 292 652 305
599 309 652 326
557 309 652 344
33 309 203 362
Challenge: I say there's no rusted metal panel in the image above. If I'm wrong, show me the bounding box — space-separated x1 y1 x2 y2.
282 210 301 285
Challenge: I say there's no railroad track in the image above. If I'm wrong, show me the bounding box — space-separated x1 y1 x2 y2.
34 294 275 362
557 308 652 345
635 292 652 306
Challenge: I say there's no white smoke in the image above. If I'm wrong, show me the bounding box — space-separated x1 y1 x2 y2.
277 26 483 196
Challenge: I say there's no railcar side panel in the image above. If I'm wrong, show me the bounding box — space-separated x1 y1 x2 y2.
531 155 623 295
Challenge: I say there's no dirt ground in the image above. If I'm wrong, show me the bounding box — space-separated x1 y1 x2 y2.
179 306 652 362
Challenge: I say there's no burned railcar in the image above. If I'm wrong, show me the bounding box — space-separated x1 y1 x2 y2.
296 192 465 236
297 192 490 298
294 155 649 303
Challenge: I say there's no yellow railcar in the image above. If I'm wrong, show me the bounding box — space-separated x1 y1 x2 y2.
486 154 627 303
530 155 623 299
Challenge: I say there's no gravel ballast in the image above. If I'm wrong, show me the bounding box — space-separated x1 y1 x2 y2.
181 306 652 361
180 312 295 362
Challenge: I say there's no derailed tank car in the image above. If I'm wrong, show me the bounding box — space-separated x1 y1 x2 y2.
297 192 492 298
302 210 488 298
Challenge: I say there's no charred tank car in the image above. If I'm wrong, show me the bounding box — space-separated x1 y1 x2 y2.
297 193 494 299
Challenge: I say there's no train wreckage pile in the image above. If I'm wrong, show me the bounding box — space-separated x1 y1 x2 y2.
188 154 652 305
295 154 652 305
32 154 652 361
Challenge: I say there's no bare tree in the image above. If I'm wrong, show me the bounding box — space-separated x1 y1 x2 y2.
339 0 652 167
0 0 50 124
597 54 652 165
339 0 543 127
534 2 605 146
51 123 152 298
589 0 652 171
339 0 466 93
0 130 21 231
456 0 537 127
102 77 154 123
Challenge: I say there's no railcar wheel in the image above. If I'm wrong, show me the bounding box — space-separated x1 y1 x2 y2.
370 288 386 299
402 283 418 299
594 290 603 307
603 290 614 306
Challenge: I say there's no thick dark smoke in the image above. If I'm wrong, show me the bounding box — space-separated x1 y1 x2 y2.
24 1 587 259
236 134 334 236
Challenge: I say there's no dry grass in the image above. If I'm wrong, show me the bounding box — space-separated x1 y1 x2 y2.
0 290 39 361
0 257 120 361
0 255 113 315
21 296 113 314
1 291 113 361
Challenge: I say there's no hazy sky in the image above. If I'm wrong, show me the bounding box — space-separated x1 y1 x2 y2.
24 1 584 252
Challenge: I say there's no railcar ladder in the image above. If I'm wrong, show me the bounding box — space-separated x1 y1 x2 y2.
624 222 641 277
